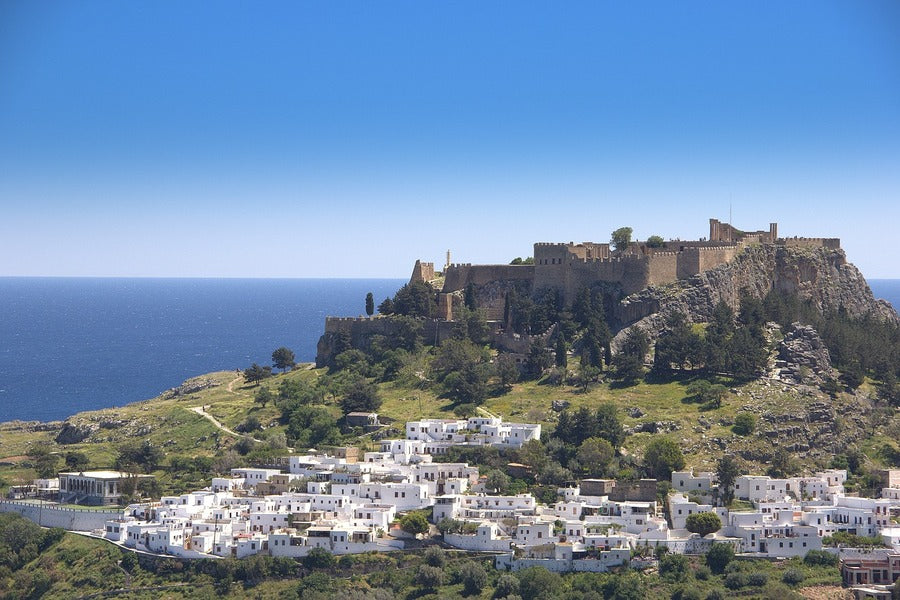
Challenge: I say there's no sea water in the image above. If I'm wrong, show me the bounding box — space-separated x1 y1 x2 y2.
0 278 403 422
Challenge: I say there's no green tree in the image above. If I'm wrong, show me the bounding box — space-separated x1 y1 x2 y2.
464 283 477 311
28 446 59 479
286 406 340 448
517 566 562 600
484 469 511 494
555 333 567 368
243 363 273 386
716 454 741 505
659 553 691 582
603 571 646 600
377 297 394 315
493 573 520 598
524 344 553 379
416 565 444 590
612 327 649 384
705 542 734 574
732 412 756 435
271 347 296 372
576 437 614 477
767 447 798 478
303 547 335 569
687 379 728 408
643 437 685 480
595 403 625 450
444 362 491 405
686 511 722 537
423 546 446 567
399 512 429 535
365 292 374 317
64 451 89 471
392 281 435 318
254 386 274 408
339 377 382 414
496 354 519 391
646 235 665 248
611 226 633 251
458 560 488 596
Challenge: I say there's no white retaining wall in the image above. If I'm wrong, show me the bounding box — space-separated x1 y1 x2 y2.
0 500 124 531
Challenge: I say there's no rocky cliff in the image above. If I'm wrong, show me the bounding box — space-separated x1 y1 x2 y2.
612 244 898 348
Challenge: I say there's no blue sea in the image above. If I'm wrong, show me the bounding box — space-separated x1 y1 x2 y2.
0 278 404 422
0 277 897 423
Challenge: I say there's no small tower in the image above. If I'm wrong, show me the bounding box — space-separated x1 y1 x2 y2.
445 250 451 270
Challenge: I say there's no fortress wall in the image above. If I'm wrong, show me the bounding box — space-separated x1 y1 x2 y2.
698 245 740 272
780 238 841 250
567 255 651 297
647 252 678 287
410 260 435 284
677 248 701 279
442 264 533 293
533 243 571 292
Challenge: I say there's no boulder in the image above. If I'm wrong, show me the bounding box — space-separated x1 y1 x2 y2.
55 421 98 444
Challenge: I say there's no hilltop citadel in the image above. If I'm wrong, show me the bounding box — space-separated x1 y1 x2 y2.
413 218 840 322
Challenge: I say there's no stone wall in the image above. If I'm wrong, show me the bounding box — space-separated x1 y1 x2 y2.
779 237 841 250
0 500 124 531
647 252 678 287
442 264 534 293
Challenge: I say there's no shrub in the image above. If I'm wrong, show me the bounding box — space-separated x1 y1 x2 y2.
705 543 734 574
415 565 444 590
733 412 756 435
724 572 747 589
747 572 768 586
672 586 703 600
493 573 520 598
457 560 488 596
303 547 335 569
423 546 446 567
804 549 838 567
694 564 711 580
659 553 690 582
782 568 805 585
399 512 429 535
705 590 726 600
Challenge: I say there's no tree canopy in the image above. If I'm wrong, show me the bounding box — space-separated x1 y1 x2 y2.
686 511 722 537
271 347 296 372
643 437 685 480
610 227 633 251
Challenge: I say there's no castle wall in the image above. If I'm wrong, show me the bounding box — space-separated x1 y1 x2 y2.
441 264 534 293
410 260 435 284
533 244 571 293
698 245 740 272
779 237 841 250
566 255 651 297
676 248 701 279
647 252 678 287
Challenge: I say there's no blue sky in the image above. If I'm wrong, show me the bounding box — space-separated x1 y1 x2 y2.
1 2 898 277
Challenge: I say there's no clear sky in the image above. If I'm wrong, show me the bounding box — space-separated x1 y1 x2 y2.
1 1 898 278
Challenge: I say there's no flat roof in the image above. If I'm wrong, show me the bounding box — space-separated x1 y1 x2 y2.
59 470 151 480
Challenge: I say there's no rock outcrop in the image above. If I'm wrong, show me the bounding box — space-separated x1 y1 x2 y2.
775 323 836 386
612 244 898 350
55 421 98 444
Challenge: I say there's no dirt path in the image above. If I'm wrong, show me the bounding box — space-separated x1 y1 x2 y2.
188 406 260 442
226 374 245 395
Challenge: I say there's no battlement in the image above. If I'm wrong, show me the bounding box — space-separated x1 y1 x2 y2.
778 237 841 249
